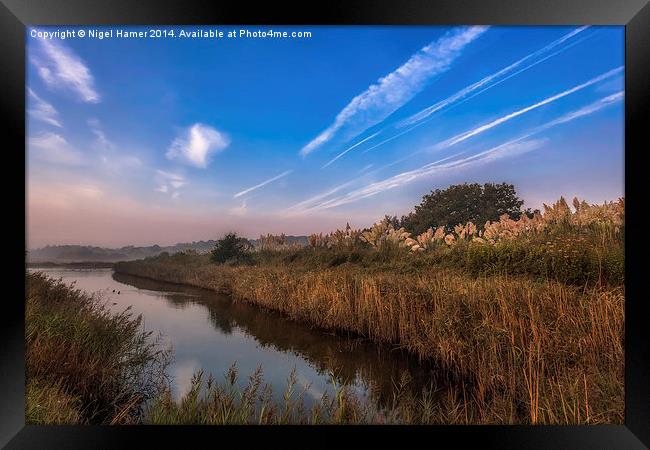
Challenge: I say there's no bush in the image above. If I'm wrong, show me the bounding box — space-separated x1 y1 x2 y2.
448 229 624 285
210 232 252 264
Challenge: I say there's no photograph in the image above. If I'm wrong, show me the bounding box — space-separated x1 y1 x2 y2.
22 23 629 427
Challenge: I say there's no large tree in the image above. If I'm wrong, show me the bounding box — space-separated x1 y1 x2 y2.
400 183 527 235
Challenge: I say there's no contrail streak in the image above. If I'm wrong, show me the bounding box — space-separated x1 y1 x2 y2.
434 66 623 150
359 27 594 156
234 170 293 198
302 91 622 211
322 132 381 168
399 26 590 128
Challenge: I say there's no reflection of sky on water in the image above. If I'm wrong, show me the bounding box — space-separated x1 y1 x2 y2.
172 358 201 401
29 268 438 408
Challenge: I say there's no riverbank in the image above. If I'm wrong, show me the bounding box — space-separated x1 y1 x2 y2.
115 254 624 424
26 271 471 424
26 272 169 424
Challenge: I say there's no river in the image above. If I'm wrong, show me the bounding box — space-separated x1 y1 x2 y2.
29 267 439 409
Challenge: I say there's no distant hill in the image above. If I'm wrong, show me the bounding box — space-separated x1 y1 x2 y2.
27 236 309 263
250 235 309 247
27 241 217 263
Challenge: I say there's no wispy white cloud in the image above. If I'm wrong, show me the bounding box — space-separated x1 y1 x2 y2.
100 154 142 172
300 91 623 211
85 118 143 172
156 169 183 179
166 123 230 168
28 132 85 165
423 91 624 171
87 118 112 149
85 118 144 173
27 88 62 127
299 26 489 157
595 74 624 94
311 140 544 211
305 153 466 211
361 124 424 154
433 66 623 151
234 170 292 198
31 38 100 103
329 25 584 165
155 169 186 198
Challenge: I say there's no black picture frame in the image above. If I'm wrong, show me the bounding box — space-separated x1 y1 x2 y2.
2 0 648 448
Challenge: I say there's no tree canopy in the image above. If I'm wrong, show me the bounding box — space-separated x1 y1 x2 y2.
400 183 528 235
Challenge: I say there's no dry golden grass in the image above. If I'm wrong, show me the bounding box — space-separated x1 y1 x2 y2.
115 260 624 424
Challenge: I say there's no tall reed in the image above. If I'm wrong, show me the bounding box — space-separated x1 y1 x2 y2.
26 272 170 424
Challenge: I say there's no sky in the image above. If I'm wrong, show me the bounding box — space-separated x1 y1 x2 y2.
26 25 624 248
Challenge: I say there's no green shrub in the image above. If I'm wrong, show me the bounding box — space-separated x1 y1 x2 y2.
447 230 624 286
210 232 252 264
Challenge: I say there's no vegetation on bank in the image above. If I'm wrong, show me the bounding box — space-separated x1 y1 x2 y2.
180 191 624 288
398 182 533 235
115 258 624 424
29 255 624 425
147 366 476 425
30 183 625 424
26 272 474 424
26 272 169 424
114 189 625 424
305 195 623 286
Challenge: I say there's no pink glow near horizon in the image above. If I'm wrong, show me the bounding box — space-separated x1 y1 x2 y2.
27 185 376 248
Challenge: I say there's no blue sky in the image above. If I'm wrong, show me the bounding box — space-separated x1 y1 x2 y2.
26 25 624 247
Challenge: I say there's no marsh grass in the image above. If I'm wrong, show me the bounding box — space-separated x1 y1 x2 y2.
261 197 625 286
29 193 625 425
185 220 623 287
107 197 627 424
116 256 624 424
449 225 624 285
26 272 170 424
145 364 474 425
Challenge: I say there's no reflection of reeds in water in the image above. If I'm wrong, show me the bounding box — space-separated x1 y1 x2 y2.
145 363 467 425
234 268 623 424
113 271 439 408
